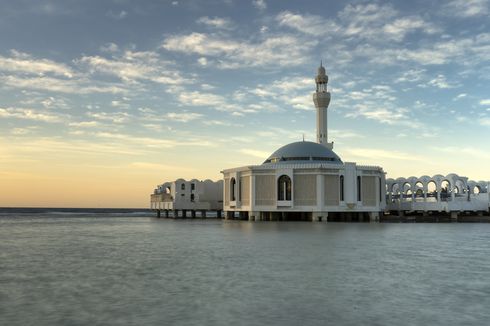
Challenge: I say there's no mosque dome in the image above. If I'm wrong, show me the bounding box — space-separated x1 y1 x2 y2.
263 141 342 164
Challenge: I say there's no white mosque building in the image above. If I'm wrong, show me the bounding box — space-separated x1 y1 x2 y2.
221 64 386 222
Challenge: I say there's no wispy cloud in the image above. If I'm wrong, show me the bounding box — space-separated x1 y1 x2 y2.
165 112 203 122
107 10 128 20
276 11 338 36
480 117 490 127
0 74 127 94
239 148 270 159
197 16 233 29
129 162 196 172
77 50 191 85
68 121 100 128
252 0 266 11
0 107 65 123
87 111 131 124
342 148 425 162
162 32 316 68
443 0 488 17
426 74 459 89
0 50 74 77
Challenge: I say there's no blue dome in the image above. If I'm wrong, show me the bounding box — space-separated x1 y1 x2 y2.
263 141 342 164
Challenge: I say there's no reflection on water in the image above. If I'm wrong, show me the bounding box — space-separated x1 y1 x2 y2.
1 214 490 326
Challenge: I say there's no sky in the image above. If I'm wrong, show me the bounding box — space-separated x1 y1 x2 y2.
0 0 489 208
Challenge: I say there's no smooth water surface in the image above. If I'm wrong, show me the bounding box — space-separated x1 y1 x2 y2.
1 211 490 325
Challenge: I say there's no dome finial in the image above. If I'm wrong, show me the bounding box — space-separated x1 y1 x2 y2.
320 59 322 68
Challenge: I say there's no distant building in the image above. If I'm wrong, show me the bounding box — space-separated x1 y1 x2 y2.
386 174 489 219
221 64 386 222
151 179 223 217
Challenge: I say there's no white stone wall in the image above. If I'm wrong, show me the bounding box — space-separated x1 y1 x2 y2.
294 174 317 206
255 174 275 206
325 175 340 206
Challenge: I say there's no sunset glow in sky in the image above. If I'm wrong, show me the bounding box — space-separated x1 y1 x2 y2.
1 0 489 208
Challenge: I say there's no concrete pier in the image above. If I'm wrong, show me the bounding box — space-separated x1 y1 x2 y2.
154 209 225 219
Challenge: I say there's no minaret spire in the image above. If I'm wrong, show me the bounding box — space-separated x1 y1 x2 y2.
313 62 333 149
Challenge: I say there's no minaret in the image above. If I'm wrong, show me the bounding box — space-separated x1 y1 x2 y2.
313 62 333 149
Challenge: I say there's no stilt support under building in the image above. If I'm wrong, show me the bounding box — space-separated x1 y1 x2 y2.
312 212 328 222
451 211 458 222
369 212 380 222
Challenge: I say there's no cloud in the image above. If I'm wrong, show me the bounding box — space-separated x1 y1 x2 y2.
178 91 228 108
349 33 490 66
480 117 490 127
77 50 191 85
0 50 74 77
165 112 203 122
129 162 196 172
329 129 362 139
276 11 338 35
342 148 425 162
252 0 266 11
239 148 270 159
443 0 488 17
427 74 458 89
100 43 119 53
382 17 439 41
94 131 216 149
346 105 410 126
0 107 65 123
0 75 127 94
436 146 490 160
479 99 490 105
68 121 100 128
197 57 208 66
339 3 397 39
395 69 427 83
10 126 39 135
87 111 131 124
162 32 316 68
197 16 233 29
453 93 467 101
107 10 127 20
278 5 436 43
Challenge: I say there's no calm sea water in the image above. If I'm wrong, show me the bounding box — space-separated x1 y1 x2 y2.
1 209 490 326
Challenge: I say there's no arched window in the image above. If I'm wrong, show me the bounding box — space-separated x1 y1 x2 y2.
277 175 292 201
357 176 362 201
181 183 185 190
340 175 344 201
230 178 236 201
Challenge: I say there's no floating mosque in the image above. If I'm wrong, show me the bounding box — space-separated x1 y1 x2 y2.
151 64 490 222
